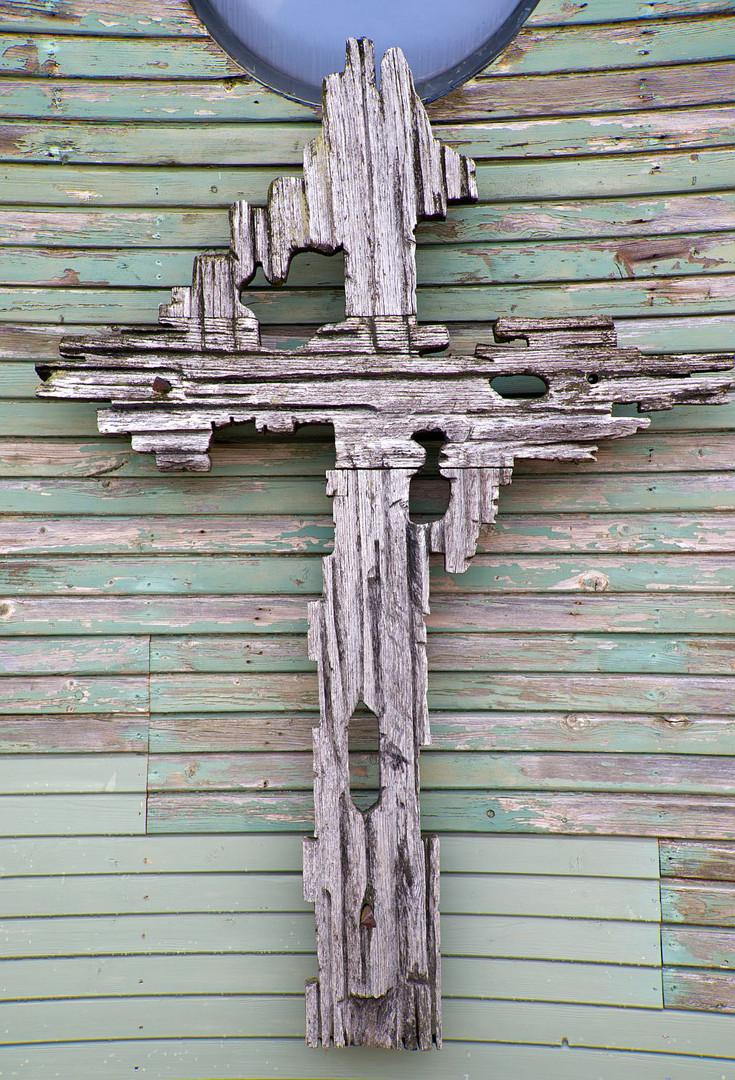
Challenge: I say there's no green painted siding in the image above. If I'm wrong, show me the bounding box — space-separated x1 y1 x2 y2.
1 0 735 1075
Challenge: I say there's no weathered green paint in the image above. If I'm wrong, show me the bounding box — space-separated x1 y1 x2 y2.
148 631 735 676
149 711 735 756
0 1041 733 1080
146 748 735 791
0 911 660 963
3 594 735 635
1 18 732 80
4 61 735 123
0 753 146 792
147 790 735 838
5 232 735 290
1 953 662 1008
1 150 733 210
1 552 734 597
0 870 660 920
0 675 147 713
2 0 735 1063
2 191 735 248
0 834 659 877
5 274 735 323
2 472 734 516
0 793 145 835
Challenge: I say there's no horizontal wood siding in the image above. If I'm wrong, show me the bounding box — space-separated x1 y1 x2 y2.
1 0 734 1073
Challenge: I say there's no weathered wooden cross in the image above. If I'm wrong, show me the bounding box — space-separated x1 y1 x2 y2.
38 39 732 1052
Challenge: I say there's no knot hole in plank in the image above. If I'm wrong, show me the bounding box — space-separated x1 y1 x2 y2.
348 703 381 813
409 430 450 523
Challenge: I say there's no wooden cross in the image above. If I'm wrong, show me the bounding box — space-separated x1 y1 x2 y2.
37 39 732 1052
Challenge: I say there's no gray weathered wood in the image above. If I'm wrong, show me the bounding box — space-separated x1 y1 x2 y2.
35 38 734 1051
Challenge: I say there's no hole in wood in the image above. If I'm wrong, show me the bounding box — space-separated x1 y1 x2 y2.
409 430 451 522
241 250 345 332
348 704 381 813
490 374 548 398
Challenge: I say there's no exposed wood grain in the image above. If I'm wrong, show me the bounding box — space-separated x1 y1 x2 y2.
7 231 735 289
664 968 735 1013
4 107 735 167
10 273 735 324
0 0 730 35
661 841 735 881
3 552 735 597
149 712 735 756
0 675 147 713
147 750 735 795
1 17 732 79
3 593 735 635
662 926 735 968
148 631 735 676
0 634 147 673
662 881 735 924
4 193 735 251
4 472 735 517
148 790 735 837
4 61 734 123
0 715 147 752
2 149 733 211
1 511 733 556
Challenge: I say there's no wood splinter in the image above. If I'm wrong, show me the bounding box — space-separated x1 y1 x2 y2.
36 38 733 1050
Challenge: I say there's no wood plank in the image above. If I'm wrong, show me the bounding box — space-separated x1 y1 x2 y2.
0 0 729 35
2 471 734 516
0 793 145 835
662 881 735 924
147 750 735 794
0 1040 734 1080
1 18 732 79
3 62 734 123
6 273 735 323
662 927 735 968
0 753 146 793
150 712 735 756
0 871 660 920
1 150 732 209
3 594 735 635
1 431 734 477
0 675 148 713
5 231 735 288
0 634 148 673
664 968 735 1012
661 841 735 881
6 315 735 366
5 991 698 1044
0 953 662 1008
0 912 659 963
0 834 658 878
0 715 147 752
149 631 735 677
148 791 735 838
2 553 734 597
3 192 735 251
4 107 735 166
1 511 733 556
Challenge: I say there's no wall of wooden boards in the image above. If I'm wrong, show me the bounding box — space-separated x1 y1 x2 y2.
1 0 735 1075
